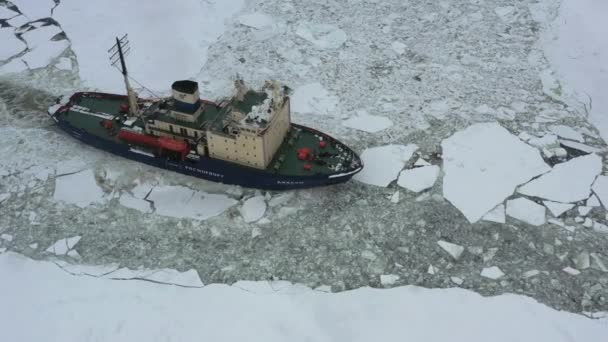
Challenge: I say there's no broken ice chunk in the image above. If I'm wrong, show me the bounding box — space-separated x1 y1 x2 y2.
562 267 581 275
543 201 574 217
559 140 604 154
506 198 546 226
527 134 559 149
240 196 267 223
583 218 593 228
451 276 464 285
353 144 418 187
522 270 540 278
45 238 69 255
442 123 549 223
397 165 440 193
573 252 590 270
66 236 81 250
414 158 431 167
380 274 400 286
437 240 465 261
29 243 38 249
550 125 584 142
67 250 81 259
518 154 602 203
482 204 506 224
590 253 608 272
480 266 505 280
389 190 400 203
578 206 593 216
427 265 438 275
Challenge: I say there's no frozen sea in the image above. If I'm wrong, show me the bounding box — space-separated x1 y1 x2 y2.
1 0 608 334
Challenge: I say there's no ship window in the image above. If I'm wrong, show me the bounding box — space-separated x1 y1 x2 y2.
180 128 187 136
169 125 174 133
194 131 198 138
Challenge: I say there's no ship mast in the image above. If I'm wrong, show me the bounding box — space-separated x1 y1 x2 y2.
109 34 138 116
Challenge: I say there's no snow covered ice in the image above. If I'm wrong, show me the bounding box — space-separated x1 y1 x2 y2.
442 123 550 223
3 253 607 342
2 0 608 328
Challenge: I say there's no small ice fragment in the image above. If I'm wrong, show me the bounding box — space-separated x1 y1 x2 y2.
563 267 581 275
482 204 506 224
590 253 608 272
414 158 431 167
437 240 465 260
528 134 558 148
29 243 38 249
240 196 267 223
583 218 593 228
389 190 400 203
574 252 590 270
380 274 400 286
468 246 484 255
543 201 574 217
66 236 81 250
397 165 440 193
427 265 438 275
451 276 464 285
1 234 13 242
251 227 262 238
522 270 540 278
67 250 81 259
593 222 608 234
480 266 505 280
550 125 584 142
506 198 546 226
45 238 69 255
575 217 584 223
578 206 592 216
257 218 271 225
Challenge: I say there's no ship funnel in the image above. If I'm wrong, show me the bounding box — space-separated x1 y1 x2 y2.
171 80 201 113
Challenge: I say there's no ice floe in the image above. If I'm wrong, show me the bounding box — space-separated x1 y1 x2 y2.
237 12 274 30
295 22 347 49
342 110 393 133
550 125 584 142
480 266 505 280
147 185 237 220
290 82 339 116
0 27 26 60
437 240 465 261
53 169 105 208
482 204 506 224
240 195 267 223
397 165 440 193
3 253 608 342
506 198 546 226
442 123 550 223
543 201 574 217
54 0 245 92
592 176 608 208
518 154 602 203
0 6 18 19
353 144 418 187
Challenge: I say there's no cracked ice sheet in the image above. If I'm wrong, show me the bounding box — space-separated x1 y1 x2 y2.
540 0 608 142
0 27 26 60
147 185 237 221
442 123 550 223
518 154 602 203
9 0 55 20
353 144 418 187
20 25 69 69
53 0 245 93
104 267 203 287
2 253 607 342
53 169 105 208
0 6 18 19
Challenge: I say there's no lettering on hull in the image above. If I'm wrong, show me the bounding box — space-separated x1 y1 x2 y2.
184 165 224 178
276 180 305 185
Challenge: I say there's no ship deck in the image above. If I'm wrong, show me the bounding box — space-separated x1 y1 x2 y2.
55 92 359 177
